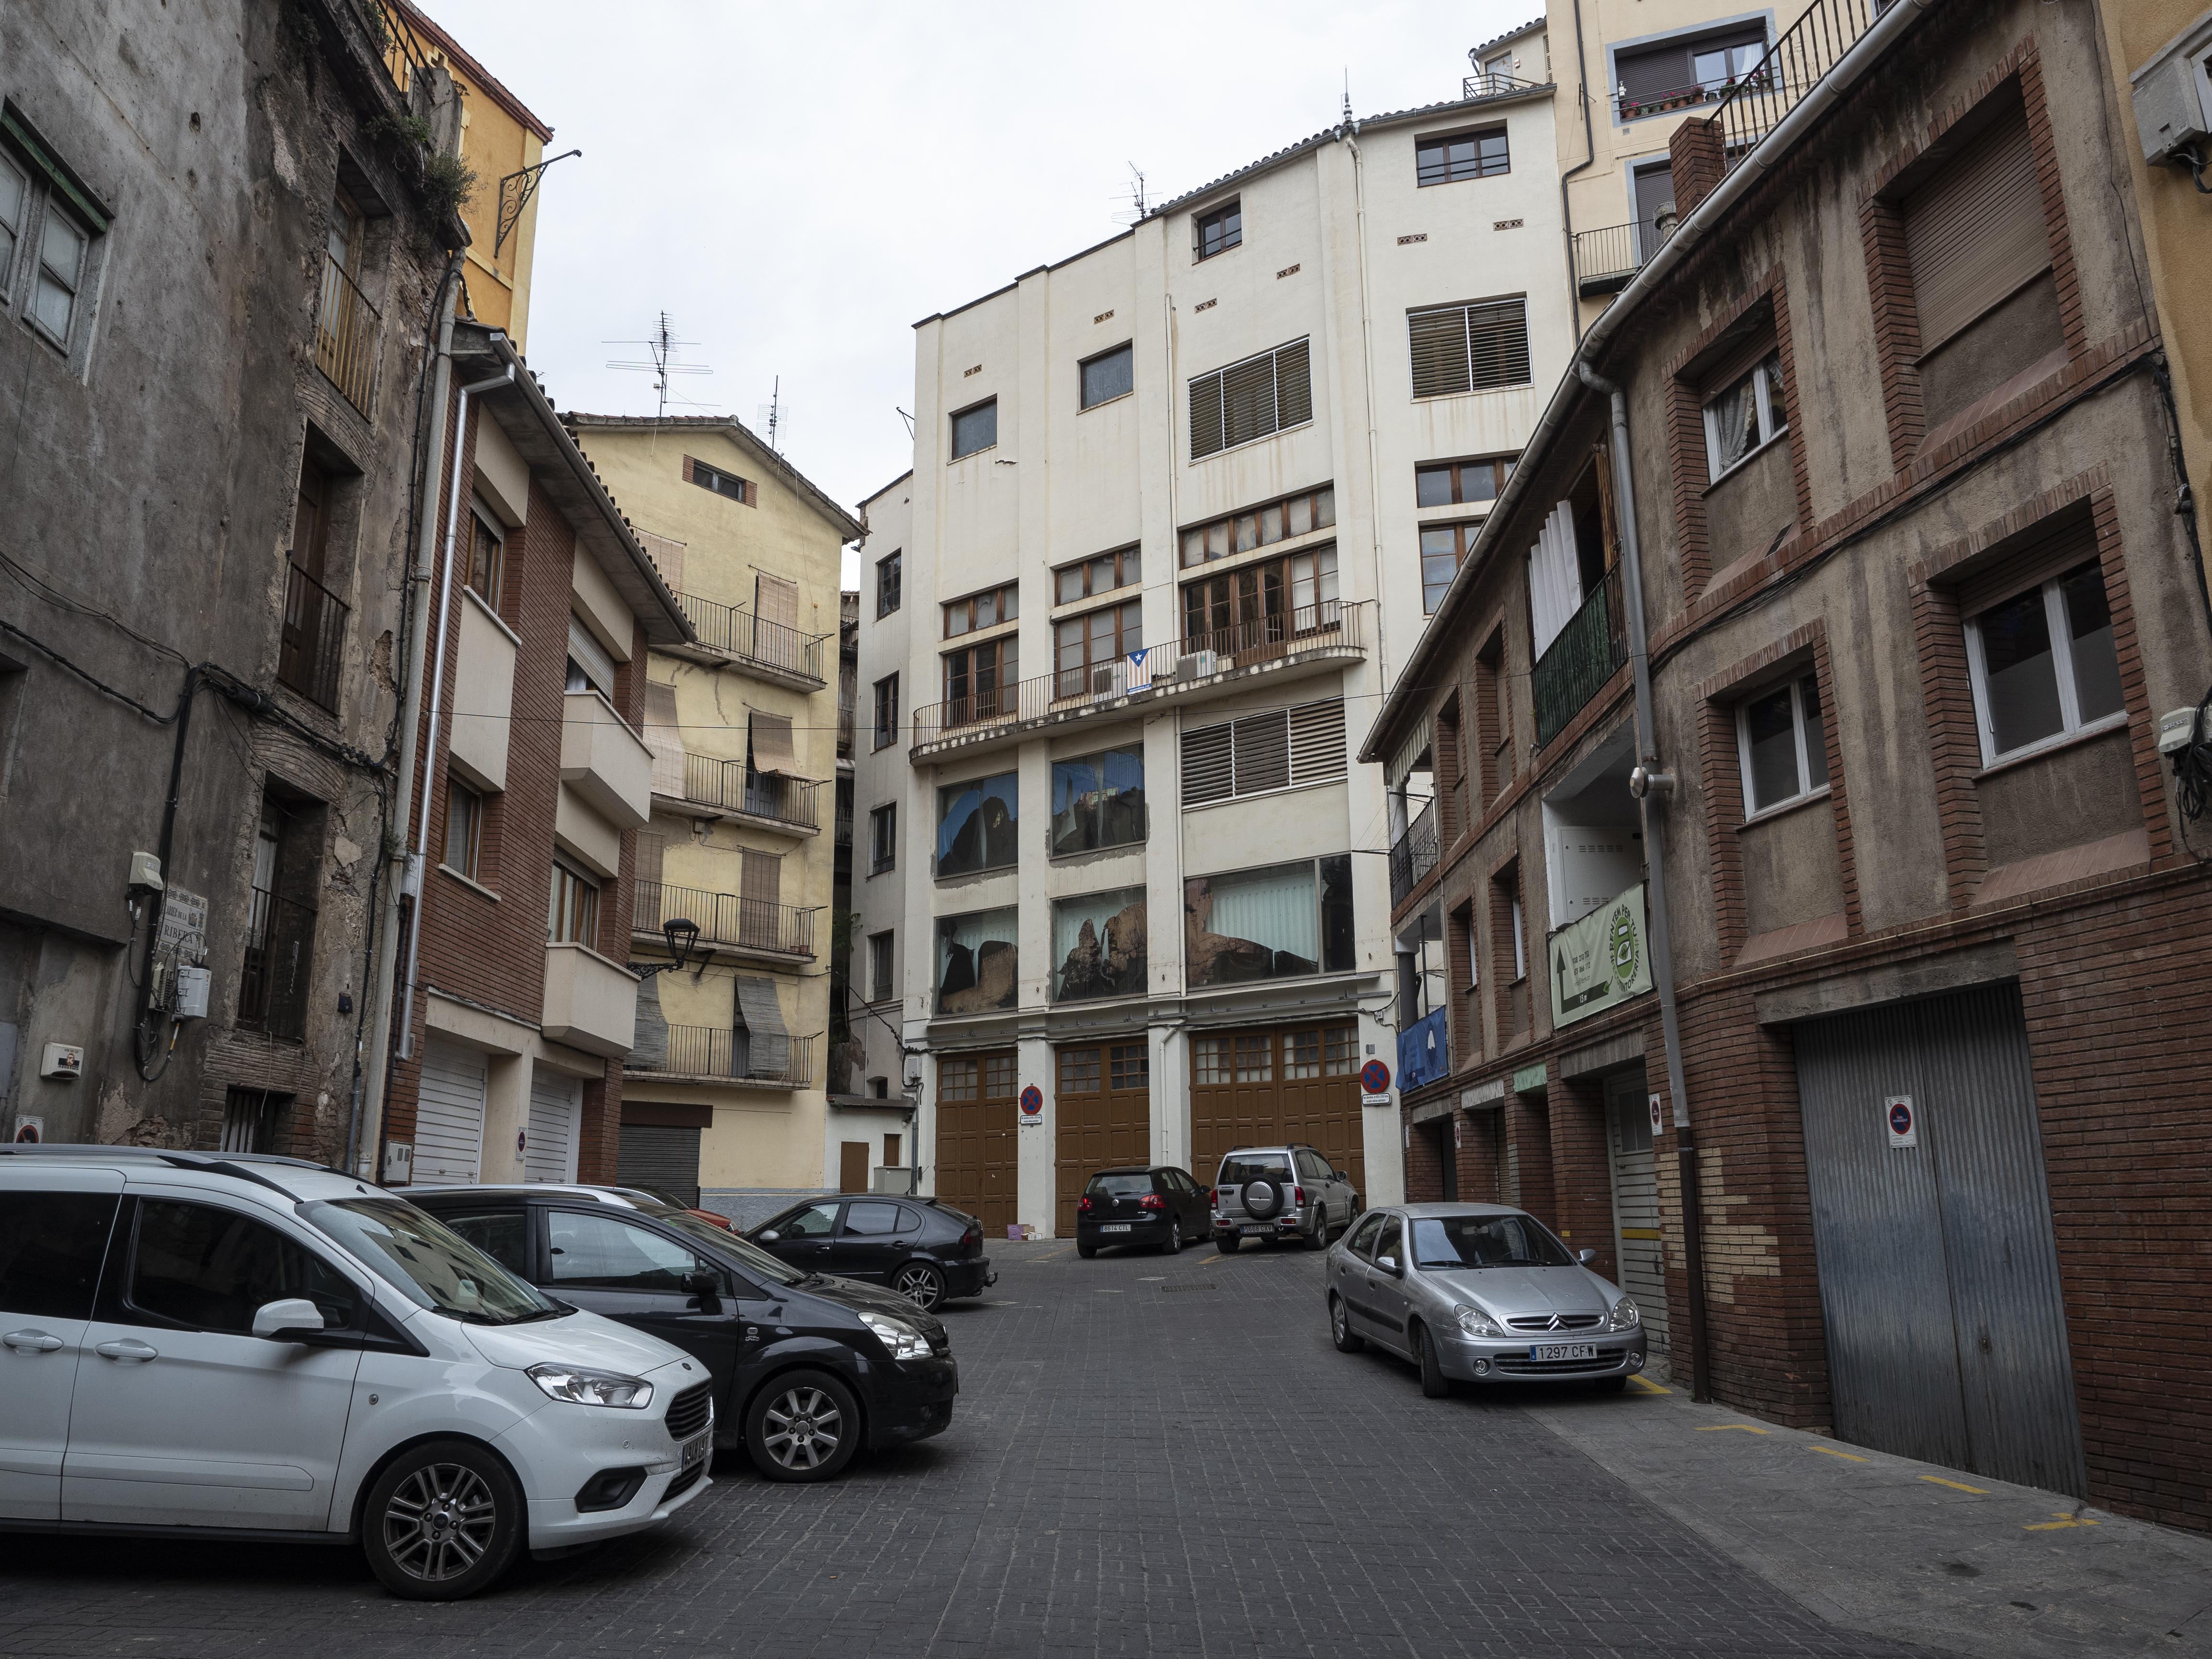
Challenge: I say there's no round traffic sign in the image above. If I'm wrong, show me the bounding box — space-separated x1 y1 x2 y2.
1359 1058 1391 1095
1888 1100 1913 1137
1019 1084 1044 1117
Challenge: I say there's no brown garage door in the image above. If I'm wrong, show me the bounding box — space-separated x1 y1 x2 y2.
1190 1022 1364 1196
1055 1040 1153 1234
936 1050 1018 1236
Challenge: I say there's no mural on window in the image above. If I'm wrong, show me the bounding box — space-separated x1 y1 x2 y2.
1051 747 1145 855
1183 854 1354 986
1052 888 1147 1003
937 771 1018 876
938 907 1018 1015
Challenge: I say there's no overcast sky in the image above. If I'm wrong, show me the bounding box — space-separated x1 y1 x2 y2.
421 0 1533 577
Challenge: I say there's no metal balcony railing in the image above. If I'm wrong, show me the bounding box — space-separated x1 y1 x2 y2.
834 796 853 847
1533 565 1629 746
837 697 855 757
277 559 349 712
635 880 816 958
1571 223 1653 297
238 890 316 1040
671 753 823 830
912 600 1368 748
1616 66 1781 123
1712 0 1886 170
675 590 828 683
315 254 379 416
1389 799 1441 910
627 1025 814 1087
1462 70 1545 100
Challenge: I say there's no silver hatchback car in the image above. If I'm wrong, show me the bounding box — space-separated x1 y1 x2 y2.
1325 1203 1647 1395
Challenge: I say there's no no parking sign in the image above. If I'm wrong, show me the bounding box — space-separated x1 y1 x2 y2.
1885 1094 1917 1148
1019 1084 1044 1127
1359 1058 1391 1106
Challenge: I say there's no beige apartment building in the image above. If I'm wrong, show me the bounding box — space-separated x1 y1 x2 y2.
566 417 862 1218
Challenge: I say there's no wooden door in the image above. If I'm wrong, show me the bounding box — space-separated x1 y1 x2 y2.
1054 1041 1153 1234
1189 1022 1364 1197
936 1050 1019 1235
839 1140 870 1194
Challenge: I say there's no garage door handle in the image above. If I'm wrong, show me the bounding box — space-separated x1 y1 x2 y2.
95 1339 159 1363
2 1329 64 1353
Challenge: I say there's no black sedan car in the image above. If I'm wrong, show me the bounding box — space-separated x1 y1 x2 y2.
409 1185 958 1482
746 1195 994 1312
1075 1166 1210 1257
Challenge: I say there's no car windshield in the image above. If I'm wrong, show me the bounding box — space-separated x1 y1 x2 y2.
1086 1174 1154 1197
1410 1214 1576 1270
633 1201 808 1288
1219 1155 1291 1184
302 1198 558 1324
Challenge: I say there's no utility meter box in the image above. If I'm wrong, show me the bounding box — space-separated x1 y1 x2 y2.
383 1141 415 1185
172 965 211 1020
40 1043 84 1081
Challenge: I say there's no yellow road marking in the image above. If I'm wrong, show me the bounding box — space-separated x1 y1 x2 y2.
2024 1511 2100 1531
1809 1445 1869 1462
1627 1376 1671 1395
1696 1424 1771 1434
1919 1476 1989 1494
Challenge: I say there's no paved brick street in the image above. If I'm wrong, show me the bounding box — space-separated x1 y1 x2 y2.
2 1242 2204 1659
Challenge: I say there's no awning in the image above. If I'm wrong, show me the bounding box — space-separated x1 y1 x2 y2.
1386 716 1433 789
749 709 797 776
631 972 670 1071
643 680 685 796
733 975 790 1079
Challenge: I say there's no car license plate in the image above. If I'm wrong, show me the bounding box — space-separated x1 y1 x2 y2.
1101 1223 1131 1233
1531 1343 1599 1361
680 1431 711 1471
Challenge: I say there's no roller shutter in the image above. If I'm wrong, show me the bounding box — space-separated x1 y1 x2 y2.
618 1124 702 1210
1903 103 2048 353
413 1036 486 1187
525 1068 582 1184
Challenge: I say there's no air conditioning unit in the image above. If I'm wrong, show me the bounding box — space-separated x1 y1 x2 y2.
1089 662 1126 697
871 1166 918 1195
1178 649 1224 682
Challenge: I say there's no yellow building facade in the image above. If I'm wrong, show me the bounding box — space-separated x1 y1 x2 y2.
566 418 862 1221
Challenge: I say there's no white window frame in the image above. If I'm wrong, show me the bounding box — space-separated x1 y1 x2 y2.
0 137 102 358
1509 892 1527 982
1961 569 2129 768
1701 351 1787 483
1734 673 1830 821
0 149 27 306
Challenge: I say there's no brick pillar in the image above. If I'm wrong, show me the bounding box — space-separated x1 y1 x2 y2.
1669 116 1726 218
1456 1108 1504 1204
1505 1091 1554 1222
1548 1077 1617 1280
577 1067 619 1184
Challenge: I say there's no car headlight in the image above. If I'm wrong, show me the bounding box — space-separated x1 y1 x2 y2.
526 1363 654 1409
1609 1296 1641 1331
1454 1303 1503 1338
860 1310 931 1360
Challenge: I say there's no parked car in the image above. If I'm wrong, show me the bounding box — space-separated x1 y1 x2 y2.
608 1184 734 1230
1325 1202 1647 1395
407 1184 958 1483
744 1195 994 1312
1209 1144 1359 1251
0 1146 710 1601
1074 1166 1209 1257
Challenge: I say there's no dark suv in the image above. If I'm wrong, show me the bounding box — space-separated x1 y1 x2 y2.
746 1195 994 1312
408 1185 958 1482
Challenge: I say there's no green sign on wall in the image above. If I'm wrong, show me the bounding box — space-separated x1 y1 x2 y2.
1549 883 1653 1030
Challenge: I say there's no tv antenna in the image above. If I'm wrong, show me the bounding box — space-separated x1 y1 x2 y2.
757 376 789 451
1114 162 1149 226
605 312 711 418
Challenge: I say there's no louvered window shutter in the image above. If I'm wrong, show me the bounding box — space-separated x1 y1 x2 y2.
1409 305 1472 398
1231 709 1291 793
643 681 686 796
1288 698 1347 785
749 709 798 775
1467 299 1531 389
740 848 781 903
567 614 615 697
637 528 686 592
636 831 665 889
1221 354 1277 449
756 572 800 631
1181 722 1234 804
1189 372 1225 459
1274 338 1312 430
1903 103 2047 353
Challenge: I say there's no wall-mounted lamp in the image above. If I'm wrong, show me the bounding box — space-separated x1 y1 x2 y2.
636 917 701 978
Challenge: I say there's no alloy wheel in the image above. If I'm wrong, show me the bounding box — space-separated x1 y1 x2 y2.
380 1463 499 1584
895 1263 945 1310
761 1386 846 1471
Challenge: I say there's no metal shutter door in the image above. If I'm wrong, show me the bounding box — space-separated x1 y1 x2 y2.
1604 1074 1670 1361
1903 103 2047 352
413 1037 485 1187
525 1068 582 1184
617 1124 701 1210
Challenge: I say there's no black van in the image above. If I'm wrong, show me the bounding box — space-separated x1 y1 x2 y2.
408 1185 957 1482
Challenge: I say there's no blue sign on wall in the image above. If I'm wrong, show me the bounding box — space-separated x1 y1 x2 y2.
1398 1007 1451 1093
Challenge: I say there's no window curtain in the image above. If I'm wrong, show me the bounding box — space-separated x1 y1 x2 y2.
1527 501 1584 657
1206 864 1318 968
938 907 1018 1014
1051 887 1147 1001
938 771 1018 873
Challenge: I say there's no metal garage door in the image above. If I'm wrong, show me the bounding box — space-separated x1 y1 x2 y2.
937 1050 1018 1235
617 1124 702 1209
1794 982 2084 1495
1055 1040 1153 1234
412 1037 486 1187
1604 1070 1669 1364
1190 1022 1365 1197
525 1069 582 1184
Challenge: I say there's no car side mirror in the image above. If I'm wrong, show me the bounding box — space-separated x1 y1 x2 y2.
1577 1249 1598 1266
681 1268 723 1310
252 1297 327 1341
1376 1254 1400 1275
758 1229 781 1243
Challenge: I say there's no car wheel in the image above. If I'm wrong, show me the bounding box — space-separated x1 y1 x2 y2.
1595 1374 1630 1395
1077 1241 1097 1259
1217 1234 1240 1254
1330 1294 1365 1354
1415 1323 1453 1399
746 1370 862 1482
1160 1218 1182 1255
1305 1209 1331 1251
893 1262 946 1311
361 1438 524 1601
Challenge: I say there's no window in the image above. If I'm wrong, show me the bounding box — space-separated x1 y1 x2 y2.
544 1210 705 1293
950 398 998 460
0 151 26 301
1416 456 1513 510
1 105 109 354
1409 298 1531 398
779 1202 841 1238
869 802 898 874
549 858 601 947
1055 545 1141 604
1900 100 2050 356
127 1200 358 1335
1080 343 1134 409
1184 854 1355 986
1420 523 1482 614
467 505 505 611
1476 628 1512 803
1693 39 1767 94
944 583 1019 638
566 615 615 698
938 907 1018 1014
1188 337 1311 460
873 673 900 748
686 456 752 504
868 930 895 1001
1181 698 1346 806
1180 545 1339 652
1736 674 1830 817
1964 559 2125 765
1614 24 1767 119
876 550 902 616
1703 351 1787 480
845 1202 906 1237
443 776 484 880
937 770 1018 877
884 1132 903 1163
1054 600 1142 697
238 789 320 1040
0 1190 119 1320
439 1210 529 1276
942 637 1018 722
1179 485 1334 569
1194 198 1242 261
1051 746 1146 855
1051 887 1147 1002
1416 125 1509 186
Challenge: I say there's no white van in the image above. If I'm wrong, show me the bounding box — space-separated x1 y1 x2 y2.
0 1146 712 1599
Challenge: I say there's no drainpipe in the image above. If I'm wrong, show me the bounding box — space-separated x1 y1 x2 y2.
391 360 515 1070
1560 0 1599 341
1578 360 1712 1403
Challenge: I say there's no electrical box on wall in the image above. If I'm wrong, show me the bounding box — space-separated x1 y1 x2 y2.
2132 33 2212 162
40 1044 84 1081
383 1141 414 1184
172 966 210 1021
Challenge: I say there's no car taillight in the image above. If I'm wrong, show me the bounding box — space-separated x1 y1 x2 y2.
962 1224 981 1246
1079 1196 1094 1214
1139 1193 1165 1211
1295 1186 1307 1205
1208 1188 1218 1207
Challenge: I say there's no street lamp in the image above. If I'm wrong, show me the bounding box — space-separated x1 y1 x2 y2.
635 917 700 978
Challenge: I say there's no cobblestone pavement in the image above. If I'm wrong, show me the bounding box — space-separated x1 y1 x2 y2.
0 1241 1956 1658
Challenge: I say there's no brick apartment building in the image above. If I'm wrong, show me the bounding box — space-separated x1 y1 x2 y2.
1362 0 2212 1532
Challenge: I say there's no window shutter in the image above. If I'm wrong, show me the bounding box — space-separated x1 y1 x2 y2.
1221 353 1276 448
1903 103 2047 353
567 614 615 697
1274 338 1312 430
749 709 798 775
636 830 665 890
740 848 781 903
1189 371 1225 459
733 975 790 1079
1467 299 1531 390
1957 514 2101 617
1412 301 1529 397
1231 709 1291 794
1409 305 1472 398
642 681 686 796
755 571 800 632
1288 698 1347 785
1181 721 1234 805
636 528 686 592
631 973 670 1071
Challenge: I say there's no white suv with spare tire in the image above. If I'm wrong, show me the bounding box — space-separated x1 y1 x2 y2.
1209 1145 1359 1252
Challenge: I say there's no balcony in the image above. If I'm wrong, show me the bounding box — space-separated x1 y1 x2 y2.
911 599 1370 760
1710 0 1883 172
314 253 378 417
1388 799 1440 911
625 1024 815 1089
1461 70 1545 100
541 942 639 1058
660 753 823 835
559 690 653 830
1570 223 1657 299
238 890 315 1040
1533 565 1628 748
1615 67 1779 124
276 560 348 712
666 590 829 689
635 880 816 962
834 795 853 848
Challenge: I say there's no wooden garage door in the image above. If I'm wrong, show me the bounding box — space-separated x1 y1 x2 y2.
1190 1022 1364 1195
937 1050 1019 1236
1055 1041 1153 1234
